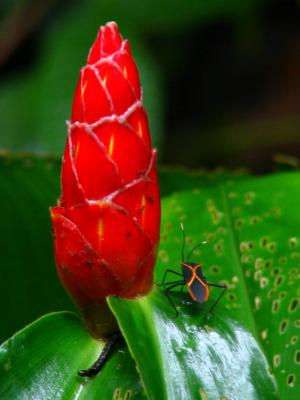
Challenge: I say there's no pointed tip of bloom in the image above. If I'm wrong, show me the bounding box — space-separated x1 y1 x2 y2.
88 21 123 64
51 22 161 332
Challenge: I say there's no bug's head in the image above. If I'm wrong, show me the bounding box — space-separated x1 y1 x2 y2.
181 261 200 268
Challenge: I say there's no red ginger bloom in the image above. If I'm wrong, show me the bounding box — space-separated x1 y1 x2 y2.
50 22 160 332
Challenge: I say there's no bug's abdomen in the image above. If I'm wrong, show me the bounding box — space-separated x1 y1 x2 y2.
188 278 209 303
181 262 209 303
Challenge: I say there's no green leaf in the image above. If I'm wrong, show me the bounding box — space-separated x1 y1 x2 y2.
0 154 73 342
108 289 278 399
1 154 299 398
0 154 246 343
0 312 145 399
154 171 300 398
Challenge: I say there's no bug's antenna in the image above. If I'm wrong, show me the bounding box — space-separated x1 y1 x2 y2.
180 223 186 262
187 241 208 262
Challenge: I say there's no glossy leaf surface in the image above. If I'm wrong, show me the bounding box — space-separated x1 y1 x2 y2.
0 312 145 400
108 288 277 399
154 172 300 399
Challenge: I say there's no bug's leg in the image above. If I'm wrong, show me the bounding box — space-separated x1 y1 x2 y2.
78 333 123 378
162 279 184 288
164 281 185 317
206 282 227 315
157 269 183 288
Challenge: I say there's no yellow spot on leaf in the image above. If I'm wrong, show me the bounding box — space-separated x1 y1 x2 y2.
4 359 12 370
159 249 169 263
108 135 114 156
273 354 281 367
261 329 268 339
199 388 209 400
113 388 121 400
255 296 261 310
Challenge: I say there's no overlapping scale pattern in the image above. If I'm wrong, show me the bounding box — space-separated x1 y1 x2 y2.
50 22 160 313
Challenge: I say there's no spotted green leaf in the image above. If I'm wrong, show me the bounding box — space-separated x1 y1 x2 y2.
154 171 300 399
108 289 278 400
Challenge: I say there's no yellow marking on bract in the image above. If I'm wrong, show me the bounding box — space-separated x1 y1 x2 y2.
108 135 114 156
141 195 146 208
98 218 104 241
140 195 147 225
81 80 88 97
123 66 128 79
138 121 143 138
102 75 108 86
73 142 80 161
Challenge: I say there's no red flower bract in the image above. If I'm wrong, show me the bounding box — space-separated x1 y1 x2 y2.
50 22 160 335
